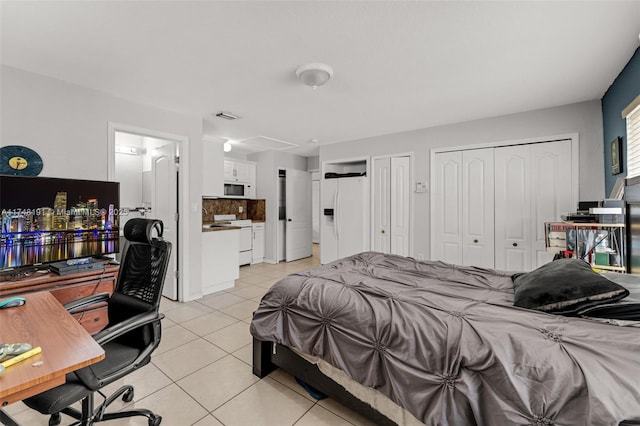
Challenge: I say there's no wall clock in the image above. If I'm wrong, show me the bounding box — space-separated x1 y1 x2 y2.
0 145 44 176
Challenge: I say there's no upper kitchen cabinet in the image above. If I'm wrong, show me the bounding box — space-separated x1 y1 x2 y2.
224 159 256 184
203 139 224 197
224 158 257 198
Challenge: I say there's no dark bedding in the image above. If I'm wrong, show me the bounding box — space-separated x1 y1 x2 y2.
250 252 640 425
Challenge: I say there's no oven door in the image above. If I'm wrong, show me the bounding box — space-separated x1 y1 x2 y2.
239 227 252 252
224 183 245 197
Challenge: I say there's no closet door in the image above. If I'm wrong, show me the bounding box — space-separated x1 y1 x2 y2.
373 156 410 256
530 140 573 267
462 149 495 268
495 145 531 271
494 140 573 271
433 152 463 264
373 157 391 253
390 157 410 256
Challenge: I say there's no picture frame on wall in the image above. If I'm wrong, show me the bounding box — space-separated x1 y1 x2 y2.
611 136 622 175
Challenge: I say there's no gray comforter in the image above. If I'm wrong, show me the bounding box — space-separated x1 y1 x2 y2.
250 252 640 425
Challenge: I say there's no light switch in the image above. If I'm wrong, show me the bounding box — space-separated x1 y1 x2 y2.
415 182 427 193
239 206 244 213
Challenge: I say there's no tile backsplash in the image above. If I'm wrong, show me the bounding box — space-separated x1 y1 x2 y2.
203 198 265 222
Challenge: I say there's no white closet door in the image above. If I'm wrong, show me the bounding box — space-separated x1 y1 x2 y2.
433 152 463 264
495 145 532 271
373 158 391 253
530 140 573 268
462 149 495 268
390 157 410 257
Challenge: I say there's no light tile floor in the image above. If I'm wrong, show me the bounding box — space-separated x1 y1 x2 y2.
7 245 377 426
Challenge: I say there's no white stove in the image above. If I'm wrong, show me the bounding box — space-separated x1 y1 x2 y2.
214 215 252 265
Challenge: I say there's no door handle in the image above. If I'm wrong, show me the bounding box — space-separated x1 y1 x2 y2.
333 189 340 240
287 219 292 222
381 230 385 234
473 239 478 243
512 242 518 247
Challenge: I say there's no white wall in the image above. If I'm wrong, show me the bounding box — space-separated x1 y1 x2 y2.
1 65 205 301
248 150 307 262
320 100 604 260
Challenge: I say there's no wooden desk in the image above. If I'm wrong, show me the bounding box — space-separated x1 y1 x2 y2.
0 291 105 408
0 264 119 334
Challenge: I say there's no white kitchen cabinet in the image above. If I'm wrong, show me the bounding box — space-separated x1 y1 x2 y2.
224 159 256 184
223 160 236 181
252 222 265 264
201 229 239 295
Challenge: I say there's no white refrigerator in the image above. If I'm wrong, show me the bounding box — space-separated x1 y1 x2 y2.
320 176 370 264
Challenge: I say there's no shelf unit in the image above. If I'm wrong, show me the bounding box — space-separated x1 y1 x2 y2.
544 221 626 272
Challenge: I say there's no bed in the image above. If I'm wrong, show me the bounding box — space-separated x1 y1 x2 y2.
249 252 640 426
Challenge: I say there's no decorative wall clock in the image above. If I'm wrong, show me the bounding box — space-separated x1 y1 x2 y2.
0 145 44 176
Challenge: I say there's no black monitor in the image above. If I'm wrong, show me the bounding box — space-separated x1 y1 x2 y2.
0 175 121 271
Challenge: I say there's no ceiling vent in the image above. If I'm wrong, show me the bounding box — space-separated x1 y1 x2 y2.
215 111 239 120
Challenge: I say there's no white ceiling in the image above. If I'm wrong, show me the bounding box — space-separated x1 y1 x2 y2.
2 1 639 157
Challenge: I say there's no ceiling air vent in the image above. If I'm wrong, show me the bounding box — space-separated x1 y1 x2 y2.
215 111 239 120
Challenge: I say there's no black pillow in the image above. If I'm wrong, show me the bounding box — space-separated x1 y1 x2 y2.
511 259 629 315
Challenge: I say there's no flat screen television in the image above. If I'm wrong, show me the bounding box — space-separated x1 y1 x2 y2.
0 175 121 271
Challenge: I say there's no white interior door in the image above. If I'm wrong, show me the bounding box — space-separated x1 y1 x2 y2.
285 168 312 261
495 145 531 271
390 157 410 256
462 149 494 268
312 180 320 243
531 140 573 267
433 151 463 264
373 158 391 253
151 143 178 300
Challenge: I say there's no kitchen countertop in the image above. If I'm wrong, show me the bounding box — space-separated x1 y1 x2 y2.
202 222 241 232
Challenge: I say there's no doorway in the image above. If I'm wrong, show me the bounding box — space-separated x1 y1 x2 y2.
109 126 182 301
276 168 312 262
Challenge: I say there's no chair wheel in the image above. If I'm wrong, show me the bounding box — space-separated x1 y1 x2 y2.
122 388 134 403
149 415 162 426
49 413 62 426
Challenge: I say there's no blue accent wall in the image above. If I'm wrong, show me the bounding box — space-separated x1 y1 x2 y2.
602 46 640 196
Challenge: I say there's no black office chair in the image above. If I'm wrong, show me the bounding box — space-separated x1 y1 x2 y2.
24 219 171 426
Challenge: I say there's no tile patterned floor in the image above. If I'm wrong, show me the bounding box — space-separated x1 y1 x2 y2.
6 245 377 425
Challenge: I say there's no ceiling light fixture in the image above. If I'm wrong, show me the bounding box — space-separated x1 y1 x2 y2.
296 63 333 89
216 112 239 120
223 141 232 152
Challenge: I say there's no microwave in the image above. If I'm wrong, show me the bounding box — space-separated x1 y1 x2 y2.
224 182 252 198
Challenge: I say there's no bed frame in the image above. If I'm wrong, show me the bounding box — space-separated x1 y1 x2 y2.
252 338 396 425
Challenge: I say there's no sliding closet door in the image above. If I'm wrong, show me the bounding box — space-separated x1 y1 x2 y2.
495 145 532 271
494 140 573 271
462 149 495 268
530 140 573 267
433 152 463 264
433 149 494 266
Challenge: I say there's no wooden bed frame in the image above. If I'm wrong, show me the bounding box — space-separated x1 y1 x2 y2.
252 338 396 425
